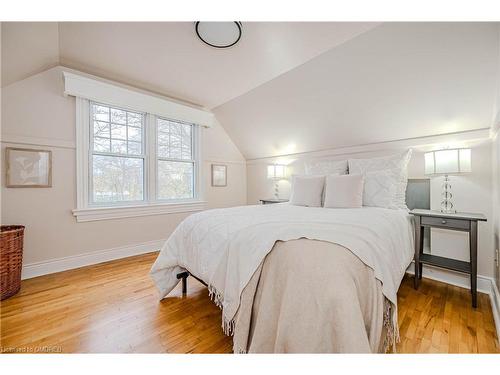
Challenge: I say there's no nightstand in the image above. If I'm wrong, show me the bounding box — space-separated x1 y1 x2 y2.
259 199 289 205
409 209 487 308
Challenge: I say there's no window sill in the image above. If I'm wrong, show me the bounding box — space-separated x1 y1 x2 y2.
72 200 207 222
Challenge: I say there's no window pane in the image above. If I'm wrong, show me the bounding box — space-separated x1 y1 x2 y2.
93 121 110 138
157 118 170 134
111 124 127 140
127 141 142 155
92 155 143 202
169 123 181 158
157 118 193 161
111 139 127 154
91 102 144 158
169 134 182 159
93 137 110 152
158 145 169 158
157 161 193 200
93 105 109 122
128 113 143 127
128 126 142 142
111 108 127 124
181 124 192 159
157 131 169 144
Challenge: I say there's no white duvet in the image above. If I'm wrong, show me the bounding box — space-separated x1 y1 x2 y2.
150 203 414 332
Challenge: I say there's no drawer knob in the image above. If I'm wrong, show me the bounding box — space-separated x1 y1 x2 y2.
441 220 447 224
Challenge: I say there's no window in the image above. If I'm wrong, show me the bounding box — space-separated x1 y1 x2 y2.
73 98 204 222
91 103 145 204
65 71 212 222
88 101 199 205
156 117 195 200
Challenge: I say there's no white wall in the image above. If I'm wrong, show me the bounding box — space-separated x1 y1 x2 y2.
493 131 500 289
1 66 247 269
492 25 500 291
246 130 495 279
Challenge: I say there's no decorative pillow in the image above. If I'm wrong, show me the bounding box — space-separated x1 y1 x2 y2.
289 175 325 207
305 159 348 176
323 174 364 208
362 170 400 208
348 149 412 209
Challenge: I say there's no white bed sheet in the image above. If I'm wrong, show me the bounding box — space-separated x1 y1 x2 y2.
150 203 414 329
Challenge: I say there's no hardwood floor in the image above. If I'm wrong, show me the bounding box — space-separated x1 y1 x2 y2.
1 252 498 353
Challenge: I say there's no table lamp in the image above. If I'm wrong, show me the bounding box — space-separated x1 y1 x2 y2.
424 148 471 213
267 164 287 199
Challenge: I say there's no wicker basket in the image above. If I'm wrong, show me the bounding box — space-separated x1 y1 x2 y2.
1 225 25 300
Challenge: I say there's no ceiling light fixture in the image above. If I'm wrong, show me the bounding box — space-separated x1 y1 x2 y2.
195 22 242 49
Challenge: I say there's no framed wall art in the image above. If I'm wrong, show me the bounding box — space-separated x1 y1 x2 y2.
211 164 227 187
6 147 52 188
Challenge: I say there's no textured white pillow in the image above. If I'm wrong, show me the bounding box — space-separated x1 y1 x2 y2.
348 150 412 209
289 175 325 207
323 174 364 208
362 170 400 208
305 159 348 175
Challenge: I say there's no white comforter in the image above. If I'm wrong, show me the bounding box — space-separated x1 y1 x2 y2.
150 203 414 331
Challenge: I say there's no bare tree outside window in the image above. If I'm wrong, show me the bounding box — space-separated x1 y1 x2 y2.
89 102 198 206
91 103 145 203
157 118 194 200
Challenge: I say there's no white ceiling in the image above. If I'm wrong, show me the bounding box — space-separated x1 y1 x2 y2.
214 23 500 159
2 22 499 161
57 22 379 108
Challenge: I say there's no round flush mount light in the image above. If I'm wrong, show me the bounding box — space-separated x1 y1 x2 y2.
195 22 242 49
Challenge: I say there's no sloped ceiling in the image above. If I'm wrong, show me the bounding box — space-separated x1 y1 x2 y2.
1 22 59 87
57 22 379 108
2 22 499 160
214 22 500 159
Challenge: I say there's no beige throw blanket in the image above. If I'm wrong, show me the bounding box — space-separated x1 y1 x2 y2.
232 239 394 353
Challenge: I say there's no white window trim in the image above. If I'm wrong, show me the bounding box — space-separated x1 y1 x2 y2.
72 98 206 223
72 200 207 223
63 71 215 128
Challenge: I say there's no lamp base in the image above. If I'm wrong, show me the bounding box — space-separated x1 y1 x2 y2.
440 175 456 214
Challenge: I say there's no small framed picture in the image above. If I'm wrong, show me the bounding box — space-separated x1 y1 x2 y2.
211 164 227 187
6 147 52 188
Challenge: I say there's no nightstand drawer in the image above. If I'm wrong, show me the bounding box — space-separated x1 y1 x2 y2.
421 216 470 230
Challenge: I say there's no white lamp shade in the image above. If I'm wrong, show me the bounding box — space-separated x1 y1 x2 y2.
424 148 471 175
267 164 286 179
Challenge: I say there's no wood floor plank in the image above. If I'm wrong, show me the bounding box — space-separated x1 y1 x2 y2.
1 252 498 353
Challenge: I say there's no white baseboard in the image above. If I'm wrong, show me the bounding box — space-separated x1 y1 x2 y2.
490 281 500 342
21 239 165 280
406 262 500 339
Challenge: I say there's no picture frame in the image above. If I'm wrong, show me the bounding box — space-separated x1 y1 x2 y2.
5 147 52 188
211 164 227 187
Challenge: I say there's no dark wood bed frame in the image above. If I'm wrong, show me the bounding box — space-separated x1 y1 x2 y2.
176 178 430 296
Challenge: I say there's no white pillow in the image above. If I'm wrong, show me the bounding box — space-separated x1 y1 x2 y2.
305 159 348 175
348 149 412 209
362 170 400 208
289 175 325 207
323 174 364 208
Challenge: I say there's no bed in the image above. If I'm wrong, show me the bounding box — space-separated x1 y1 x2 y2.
150 179 428 353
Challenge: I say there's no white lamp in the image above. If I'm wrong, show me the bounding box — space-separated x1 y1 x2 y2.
267 164 287 199
424 148 471 213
